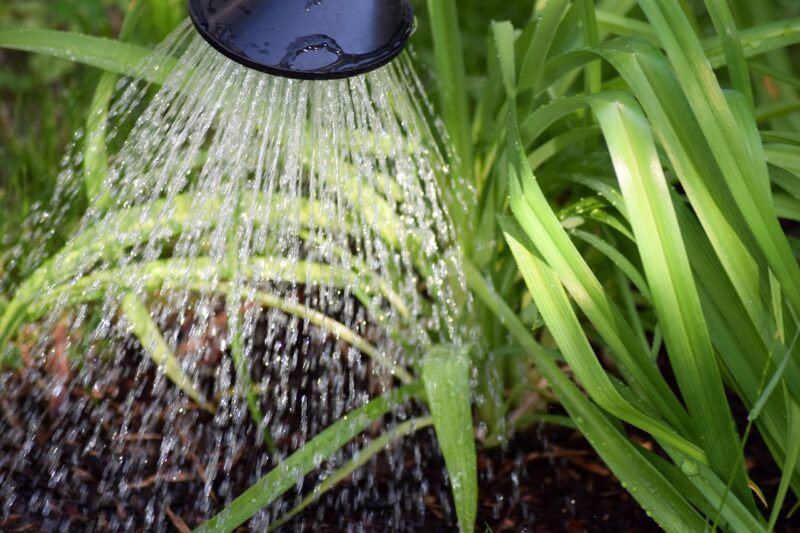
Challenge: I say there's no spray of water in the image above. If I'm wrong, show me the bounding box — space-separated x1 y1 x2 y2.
0 21 469 529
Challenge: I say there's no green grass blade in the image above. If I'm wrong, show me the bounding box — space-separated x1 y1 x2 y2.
26 257 387 329
568 25 800 417
0 29 173 83
518 0 571 94
0 189 418 351
637 0 800 322
703 0 752 105
507 112 693 434
491 21 516 98
567 39 779 375
571 229 651 302
120 293 211 411
579 0 603 95
425 0 474 191
502 219 703 461
669 453 767 532
422 345 477 533
464 260 706 531
527 126 602 170
596 9 659 43
673 199 800 485
84 0 147 204
588 91 752 506
194 384 422 533
767 399 800 531
268 417 433 531
775 194 800 222
706 17 800 69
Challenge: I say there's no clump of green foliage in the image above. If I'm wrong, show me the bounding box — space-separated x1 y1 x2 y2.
451 0 800 530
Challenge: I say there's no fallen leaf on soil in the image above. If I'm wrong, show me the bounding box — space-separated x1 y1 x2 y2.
45 322 72 415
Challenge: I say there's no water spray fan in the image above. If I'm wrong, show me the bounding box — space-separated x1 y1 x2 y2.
0 1 474 529
188 0 414 80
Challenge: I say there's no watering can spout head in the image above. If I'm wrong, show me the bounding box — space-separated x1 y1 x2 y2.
188 0 414 80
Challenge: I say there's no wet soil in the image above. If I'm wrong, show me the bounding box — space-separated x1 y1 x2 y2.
0 333 797 532
0 360 656 533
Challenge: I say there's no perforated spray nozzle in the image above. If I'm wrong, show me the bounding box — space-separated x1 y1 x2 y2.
188 0 414 80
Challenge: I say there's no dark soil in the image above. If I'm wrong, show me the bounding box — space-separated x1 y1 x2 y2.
0 329 797 532
0 360 656 533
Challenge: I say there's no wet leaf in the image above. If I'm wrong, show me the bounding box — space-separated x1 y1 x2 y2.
422 344 477 533
120 293 211 411
195 384 422 533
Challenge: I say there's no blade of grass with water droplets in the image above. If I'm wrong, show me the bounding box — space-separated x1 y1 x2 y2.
672 197 800 487
194 383 422 533
588 91 752 507
84 0 146 204
599 39 800 406
542 41 800 405
425 0 474 248
705 17 800 69
501 218 703 461
268 417 433 531
0 189 416 350
28 258 389 326
120 293 211 411
422 344 477 533
508 111 693 434
518 0 570 94
463 259 706 531
637 0 800 325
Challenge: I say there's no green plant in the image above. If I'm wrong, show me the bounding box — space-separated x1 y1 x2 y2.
2 0 800 531
461 0 800 529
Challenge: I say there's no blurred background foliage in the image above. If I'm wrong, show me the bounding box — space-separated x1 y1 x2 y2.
0 0 182 233
1 0 798 259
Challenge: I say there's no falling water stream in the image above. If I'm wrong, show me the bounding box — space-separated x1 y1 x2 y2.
0 21 473 530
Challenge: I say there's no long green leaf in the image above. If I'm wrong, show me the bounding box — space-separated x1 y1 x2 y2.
120 293 210 411
705 17 800 69
0 29 173 83
194 383 422 533
543 40 800 407
425 0 475 233
509 107 694 436
638 0 800 326
84 0 147 204
268 417 434 531
464 260 706 531
588 91 751 506
0 189 417 350
502 218 702 461
518 0 571 94
703 0 752 105
422 345 477 533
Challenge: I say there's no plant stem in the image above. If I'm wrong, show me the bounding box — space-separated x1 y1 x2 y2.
426 0 475 252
